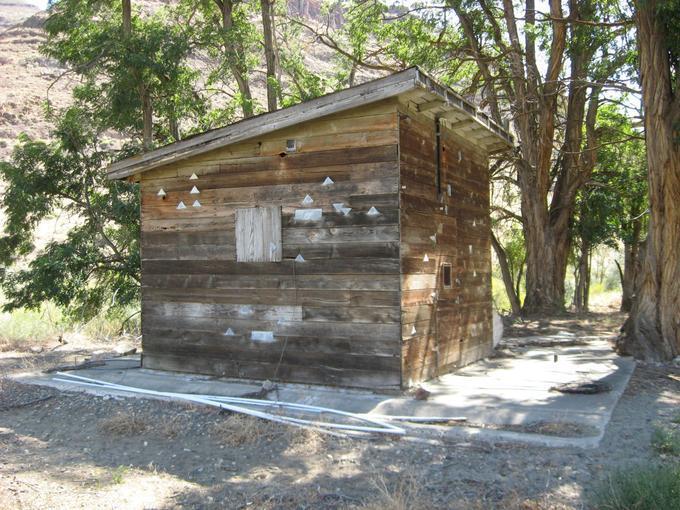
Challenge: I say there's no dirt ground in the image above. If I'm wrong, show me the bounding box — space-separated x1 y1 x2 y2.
1 314 679 509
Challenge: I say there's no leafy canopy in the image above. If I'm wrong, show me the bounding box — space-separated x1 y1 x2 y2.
0 109 140 321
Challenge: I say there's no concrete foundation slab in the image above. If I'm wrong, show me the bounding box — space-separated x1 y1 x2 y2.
15 338 635 448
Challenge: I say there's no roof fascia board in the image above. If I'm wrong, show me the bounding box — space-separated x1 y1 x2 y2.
413 68 513 147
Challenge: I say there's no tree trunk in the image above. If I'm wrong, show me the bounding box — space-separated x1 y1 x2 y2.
491 232 522 315
515 256 524 301
141 87 153 149
618 0 680 360
520 193 571 314
620 238 640 312
574 241 590 313
260 0 278 112
122 0 131 34
220 0 254 118
122 0 153 150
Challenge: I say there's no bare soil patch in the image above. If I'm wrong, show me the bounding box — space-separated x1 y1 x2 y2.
504 312 625 339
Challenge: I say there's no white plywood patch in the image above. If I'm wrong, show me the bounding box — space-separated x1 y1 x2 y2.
251 331 275 343
235 206 282 262
294 208 323 221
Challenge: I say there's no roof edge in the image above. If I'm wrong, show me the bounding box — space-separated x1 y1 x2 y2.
106 68 419 180
106 67 513 180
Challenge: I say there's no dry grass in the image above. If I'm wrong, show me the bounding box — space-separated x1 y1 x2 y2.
210 413 323 448
98 412 148 436
462 492 574 510
210 414 286 446
357 474 433 510
156 414 186 439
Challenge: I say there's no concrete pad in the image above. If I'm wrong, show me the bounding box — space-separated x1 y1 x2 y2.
15 338 635 449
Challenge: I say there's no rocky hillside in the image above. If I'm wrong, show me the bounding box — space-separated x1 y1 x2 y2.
0 3 74 160
0 0 39 29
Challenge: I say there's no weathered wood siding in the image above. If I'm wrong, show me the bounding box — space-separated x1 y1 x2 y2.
139 100 403 389
399 109 493 384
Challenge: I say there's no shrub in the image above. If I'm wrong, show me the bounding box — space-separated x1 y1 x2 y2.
591 463 680 510
652 427 680 456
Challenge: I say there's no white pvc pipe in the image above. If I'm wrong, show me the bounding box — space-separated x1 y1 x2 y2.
55 372 402 431
54 372 405 435
53 377 355 436
360 415 467 423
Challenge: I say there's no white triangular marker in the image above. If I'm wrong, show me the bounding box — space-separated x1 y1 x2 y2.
302 194 314 206
411 326 417 335
190 186 200 194
295 254 305 262
224 328 235 336
176 201 186 210
341 207 352 216
322 176 334 186
157 188 166 197
367 206 380 216
190 173 198 180
423 254 429 262
472 220 476 227
192 200 201 208
429 234 437 243
333 203 344 212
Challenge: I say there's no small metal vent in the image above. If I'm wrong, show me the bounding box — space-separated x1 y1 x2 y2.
442 264 452 288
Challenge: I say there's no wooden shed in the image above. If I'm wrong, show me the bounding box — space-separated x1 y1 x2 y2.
107 68 513 390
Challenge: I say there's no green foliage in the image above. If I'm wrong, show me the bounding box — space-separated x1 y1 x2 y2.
591 463 680 510
0 299 64 348
180 0 261 119
0 299 140 349
655 0 680 89
330 0 466 83
0 109 140 321
111 465 129 485
44 0 206 145
652 427 680 456
572 105 648 256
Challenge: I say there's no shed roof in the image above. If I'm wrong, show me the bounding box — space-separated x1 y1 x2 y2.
106 67 513 180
